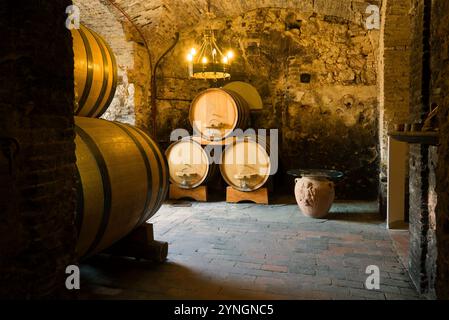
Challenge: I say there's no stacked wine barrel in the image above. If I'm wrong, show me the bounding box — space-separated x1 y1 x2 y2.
220 135 271 192
72 24 118 118
166 138 217 189
189 88 251 141
72 25 169 259
166 82 272 193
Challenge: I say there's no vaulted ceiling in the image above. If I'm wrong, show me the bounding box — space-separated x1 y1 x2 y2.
105 0 374 45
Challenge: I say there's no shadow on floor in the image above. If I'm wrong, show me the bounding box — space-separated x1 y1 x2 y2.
80 255 303 300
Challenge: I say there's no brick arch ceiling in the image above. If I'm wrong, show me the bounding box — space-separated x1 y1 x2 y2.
110 0 369 46
75 0 134 67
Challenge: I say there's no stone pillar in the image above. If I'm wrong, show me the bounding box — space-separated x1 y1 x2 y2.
378 0 411 217
0 1 77 298
431 0 449 300
407 0 440 299
408 144 430 294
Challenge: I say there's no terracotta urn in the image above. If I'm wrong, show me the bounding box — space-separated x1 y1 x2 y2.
294 177 335 219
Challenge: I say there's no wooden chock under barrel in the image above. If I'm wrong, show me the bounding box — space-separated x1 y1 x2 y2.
226 186 269 205
103 223 168 263
169 184 208 202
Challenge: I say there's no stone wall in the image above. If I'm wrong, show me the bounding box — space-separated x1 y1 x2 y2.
408 0 449 299
427 146 438 297
408 0 427 294
431 0 449 300
408 144 433 295
378 0 411 216
407 0 438 297
0 1 77 298
155 7 380 199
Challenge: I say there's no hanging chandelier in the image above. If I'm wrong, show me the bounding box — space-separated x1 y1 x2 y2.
186 0 234 80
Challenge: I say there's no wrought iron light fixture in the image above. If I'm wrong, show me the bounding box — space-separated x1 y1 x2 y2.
187 0 234 80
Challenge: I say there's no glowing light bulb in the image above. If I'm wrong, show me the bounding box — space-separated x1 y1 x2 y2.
222 56 229 64
202 57 208 64
190 48 197 56
187 53 193 62
226 50 234 59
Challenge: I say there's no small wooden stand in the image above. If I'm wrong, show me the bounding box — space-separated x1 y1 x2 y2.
226 186 269 204
169 184 208 202
103 223 168 263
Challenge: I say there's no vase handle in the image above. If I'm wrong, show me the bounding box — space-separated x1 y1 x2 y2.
295 178 300 184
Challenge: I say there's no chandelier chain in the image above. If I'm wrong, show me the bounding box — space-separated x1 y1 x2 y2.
185 0 234 80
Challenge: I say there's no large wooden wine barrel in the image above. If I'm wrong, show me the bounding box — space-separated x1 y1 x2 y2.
166 138 216 189
72 25 118 118
189 88 250 141
220 136 271 192
223 81 263 110
74 117 169 259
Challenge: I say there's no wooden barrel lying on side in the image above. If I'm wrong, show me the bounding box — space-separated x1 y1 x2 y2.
223 81 263 110
220 136 271 192
72 24 118 118
189 88 250 141
74 117 169 259
166 138 217 189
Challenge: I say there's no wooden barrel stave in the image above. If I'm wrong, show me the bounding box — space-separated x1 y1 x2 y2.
72 28 88 114
74 136 103 253
222 89 250 132
223 82 264 110
74 117 168 259
72 25 117 118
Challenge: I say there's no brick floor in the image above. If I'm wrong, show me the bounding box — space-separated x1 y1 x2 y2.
389 229 410 268
80 201 421 300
